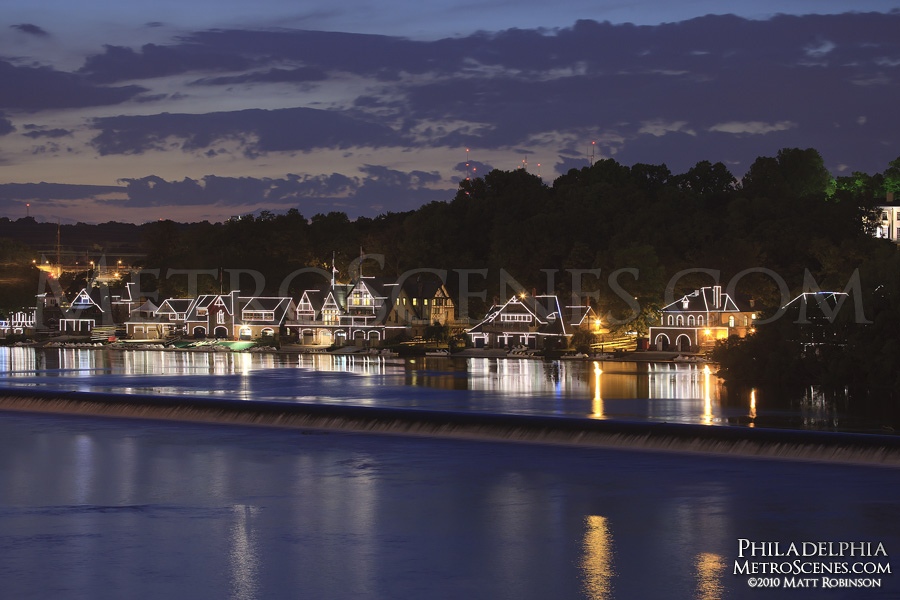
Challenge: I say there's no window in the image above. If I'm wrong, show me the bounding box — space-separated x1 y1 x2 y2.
197 307 208 316
217 312 225 324
500 314 531 322
323 308 339 325
676 315 684 326
243 310 274 321
688 315 695 326
667 315 674 325
697 315 704 326
728 316 735 327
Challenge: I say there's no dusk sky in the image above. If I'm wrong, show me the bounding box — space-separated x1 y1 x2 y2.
1 0 899 224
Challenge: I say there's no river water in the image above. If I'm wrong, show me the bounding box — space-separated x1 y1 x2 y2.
0 346 891 433
1 347 898 599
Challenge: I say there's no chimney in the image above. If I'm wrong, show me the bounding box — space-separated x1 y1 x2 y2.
713 285 721 309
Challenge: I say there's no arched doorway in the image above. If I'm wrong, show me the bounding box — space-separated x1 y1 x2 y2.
214 326 228 339
675 334 692 352
654 333 670 351
193 326 206 338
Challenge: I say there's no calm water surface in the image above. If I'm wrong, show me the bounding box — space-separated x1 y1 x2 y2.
1 412 897 600
0 346 890 433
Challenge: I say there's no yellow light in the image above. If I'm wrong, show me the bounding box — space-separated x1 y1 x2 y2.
702 365 712 425
592 362 604 418
594 319 601 328
520 292 526 299
704 329 711 335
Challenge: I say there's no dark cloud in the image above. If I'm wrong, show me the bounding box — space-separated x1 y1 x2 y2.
0 182 121 201
80 29 465 84
453 160 493 179
79 43 255 83
22 128 72 139
114 168 451 217
191 66 328 86
11 24 48 37
0 112 14 136
90 106 405 156
0 60 146 110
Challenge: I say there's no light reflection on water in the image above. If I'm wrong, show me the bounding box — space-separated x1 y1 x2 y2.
580 515 615 600
0 346 891 432
694 553 726 600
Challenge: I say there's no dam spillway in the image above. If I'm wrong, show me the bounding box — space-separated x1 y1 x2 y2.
1 388 898 466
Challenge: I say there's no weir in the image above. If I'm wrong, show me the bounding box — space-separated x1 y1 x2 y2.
1 388 899 465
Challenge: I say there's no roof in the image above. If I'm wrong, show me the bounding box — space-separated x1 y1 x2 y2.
661 286 743 313
781 292 850 322
468 295 569 337
134 299 158 314
353 276 390 300
157 298 194 314
239 296 295 323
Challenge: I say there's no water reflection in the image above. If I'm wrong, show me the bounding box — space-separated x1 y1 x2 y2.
0 346 39 372
580 515 615 600
702 366 712 425
694 553 726 600
749 389 757 427
0 347 894 432
230 505 260 600
591 362 603 419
